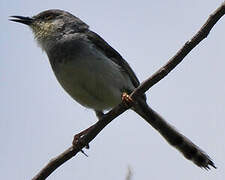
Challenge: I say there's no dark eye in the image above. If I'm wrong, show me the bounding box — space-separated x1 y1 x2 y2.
35 11 59 21
40 13 58 21
44 14 54 20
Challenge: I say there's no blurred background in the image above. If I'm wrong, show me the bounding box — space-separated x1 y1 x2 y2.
1 0 225 179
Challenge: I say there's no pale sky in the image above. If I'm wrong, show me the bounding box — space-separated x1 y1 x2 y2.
1 0 225 180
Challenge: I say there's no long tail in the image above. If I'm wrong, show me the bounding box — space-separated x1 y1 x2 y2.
133 100 216 170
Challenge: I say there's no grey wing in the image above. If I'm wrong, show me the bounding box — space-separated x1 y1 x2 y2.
85 30 140 88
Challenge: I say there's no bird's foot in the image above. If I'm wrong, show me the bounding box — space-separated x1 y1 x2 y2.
121 92 134 107
72 125 94 156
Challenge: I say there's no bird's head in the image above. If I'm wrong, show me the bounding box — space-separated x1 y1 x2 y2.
10 9 89 49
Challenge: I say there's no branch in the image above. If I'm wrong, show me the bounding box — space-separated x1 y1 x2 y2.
131 2 225 99
125 166 133 180
32 2 225 180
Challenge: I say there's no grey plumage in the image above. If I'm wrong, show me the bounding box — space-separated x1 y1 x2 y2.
10 9 216 169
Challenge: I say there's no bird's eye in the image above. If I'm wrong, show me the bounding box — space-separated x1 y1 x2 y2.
44 14 54 20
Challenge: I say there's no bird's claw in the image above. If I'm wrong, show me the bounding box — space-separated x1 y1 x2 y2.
121 92 134 107
73 132 90 157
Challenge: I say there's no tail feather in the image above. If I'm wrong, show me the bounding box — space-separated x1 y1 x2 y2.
133 100 216 169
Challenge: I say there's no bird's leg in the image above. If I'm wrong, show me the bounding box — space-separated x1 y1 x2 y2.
72 111 105 155
95 110 105 120
121 92 134 107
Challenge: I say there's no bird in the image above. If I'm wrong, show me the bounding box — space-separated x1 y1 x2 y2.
10 9 216 169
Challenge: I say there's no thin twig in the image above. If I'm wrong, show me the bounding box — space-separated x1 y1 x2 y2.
125 166 133 180
32 2 225 180
32 103 130 180
131 2 225 99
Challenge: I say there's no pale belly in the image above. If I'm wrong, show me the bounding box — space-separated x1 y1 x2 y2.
53 53 134 111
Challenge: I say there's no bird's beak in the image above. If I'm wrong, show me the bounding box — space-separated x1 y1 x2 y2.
9 16 34 25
